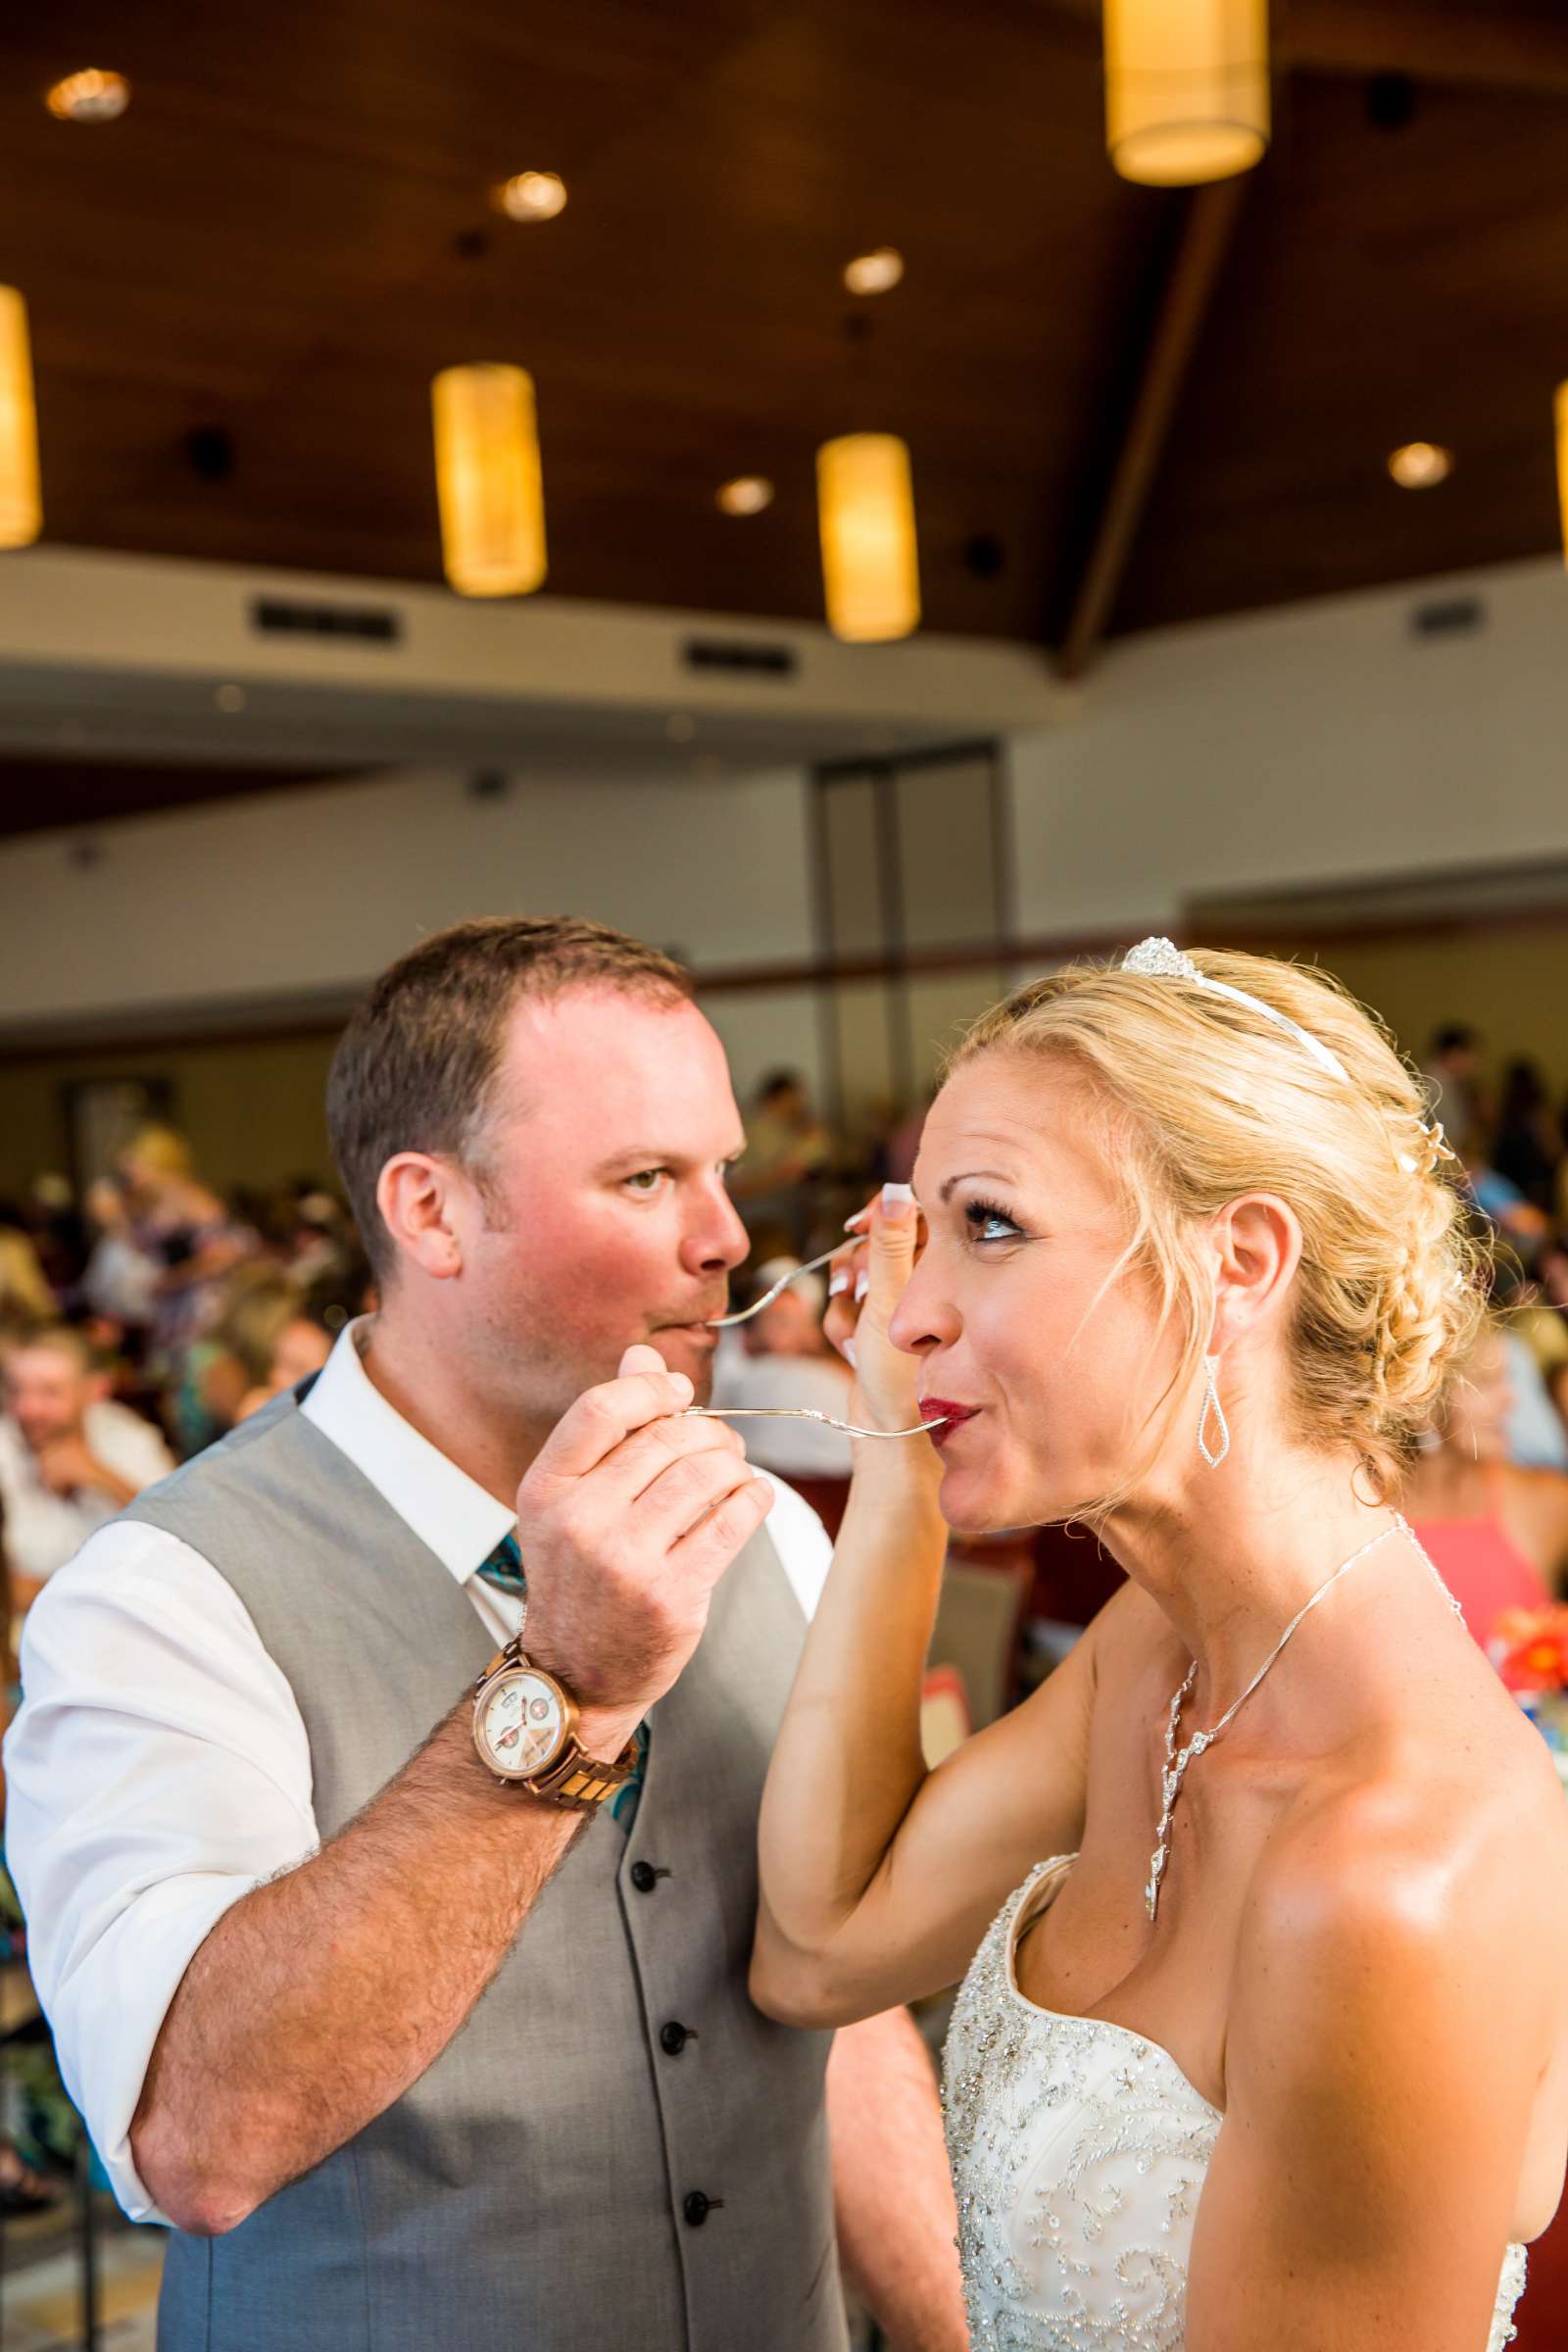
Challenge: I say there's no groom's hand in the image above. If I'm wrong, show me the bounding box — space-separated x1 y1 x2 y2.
515 1344 773 1721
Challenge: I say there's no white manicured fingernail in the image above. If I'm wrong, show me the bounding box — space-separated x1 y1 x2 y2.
844 1210 871 1232
843 1339 858 1368
855 1270 869 1302
881 1182 914 1205
828 1270 851 1297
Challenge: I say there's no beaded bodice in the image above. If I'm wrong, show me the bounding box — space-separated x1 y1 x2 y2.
943 1857 1527 2350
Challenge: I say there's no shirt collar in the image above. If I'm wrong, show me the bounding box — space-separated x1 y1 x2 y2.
300 1319 515 1587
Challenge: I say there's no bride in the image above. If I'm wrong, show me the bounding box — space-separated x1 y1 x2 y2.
751 942 1568 2350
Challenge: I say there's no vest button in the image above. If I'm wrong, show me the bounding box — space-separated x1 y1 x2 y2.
682 2190 711 2227
660 2021 689 2056
630 1860 659 1893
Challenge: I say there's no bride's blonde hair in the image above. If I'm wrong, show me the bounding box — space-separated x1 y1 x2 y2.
949 947 1485 1498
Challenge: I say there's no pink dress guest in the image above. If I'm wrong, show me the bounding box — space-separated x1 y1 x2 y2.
1413 1467 1549 1660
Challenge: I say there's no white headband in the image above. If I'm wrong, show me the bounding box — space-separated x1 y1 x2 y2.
1118 937 1453 1176
1120 937 1350 1081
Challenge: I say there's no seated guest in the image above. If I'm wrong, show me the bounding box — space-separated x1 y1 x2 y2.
1406 1318 1568 1655
117 1125 253 1381
730 1070 833 1253
0 1217 56 1343
0 1326 173 1608
710 1258 854 1480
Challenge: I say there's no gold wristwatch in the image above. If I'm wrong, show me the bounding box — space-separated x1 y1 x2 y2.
470 1638 638 1813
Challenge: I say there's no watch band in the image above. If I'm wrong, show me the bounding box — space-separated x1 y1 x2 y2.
525 1732 639 1813
473 1639 638 1813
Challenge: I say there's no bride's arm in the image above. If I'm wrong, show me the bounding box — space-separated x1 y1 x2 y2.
751 1191 1101 2027
1185 1792 1559 2351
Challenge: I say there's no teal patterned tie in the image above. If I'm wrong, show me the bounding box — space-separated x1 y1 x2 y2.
473 1529 649 1832
476 1529 527 1598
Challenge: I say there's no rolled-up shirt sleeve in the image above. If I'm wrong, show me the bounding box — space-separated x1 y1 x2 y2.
4 1521 318 2221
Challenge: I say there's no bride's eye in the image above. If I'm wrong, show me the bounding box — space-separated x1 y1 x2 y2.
964 1198 1024 1245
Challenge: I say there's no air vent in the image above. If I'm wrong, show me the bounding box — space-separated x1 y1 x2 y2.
250 596 403 644
681 638 797 678
1410 596 1486 640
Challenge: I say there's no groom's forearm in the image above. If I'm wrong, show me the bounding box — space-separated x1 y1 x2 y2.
130 1693 639 2234
826 2006 968 2352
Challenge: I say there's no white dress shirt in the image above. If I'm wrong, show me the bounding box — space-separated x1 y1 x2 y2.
0 1401 175 1585
3 1323 832 2223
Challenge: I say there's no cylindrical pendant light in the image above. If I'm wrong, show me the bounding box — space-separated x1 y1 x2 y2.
0 288 42 551
431 364 546 598
1104 0 1269 187
816 433 920 644
1556 383 1568 569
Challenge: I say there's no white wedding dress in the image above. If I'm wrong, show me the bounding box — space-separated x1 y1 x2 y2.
943 1857 1528 2351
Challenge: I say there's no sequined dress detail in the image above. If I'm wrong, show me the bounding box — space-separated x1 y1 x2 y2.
942 1857 1528 2350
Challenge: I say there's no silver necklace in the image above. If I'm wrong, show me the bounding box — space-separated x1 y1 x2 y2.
1145 1512 1462 1921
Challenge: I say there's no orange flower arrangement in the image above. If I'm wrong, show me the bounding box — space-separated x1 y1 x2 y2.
1494 1605 1568 1694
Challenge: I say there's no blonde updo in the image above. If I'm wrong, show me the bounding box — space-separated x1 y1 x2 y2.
949 947 1486 1497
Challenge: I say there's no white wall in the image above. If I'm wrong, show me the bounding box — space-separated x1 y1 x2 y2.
7 550 1568 1065
1008 555 1568 940
0 762 814 1017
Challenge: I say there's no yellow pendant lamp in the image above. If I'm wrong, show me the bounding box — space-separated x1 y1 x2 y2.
431 364 547 597
816 433 920 644
0 287 42 550
1556 383 1568 568
1104 0 1270 187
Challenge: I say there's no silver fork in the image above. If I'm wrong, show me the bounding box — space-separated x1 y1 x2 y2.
683 1405 949 1440
705 1243 846 1329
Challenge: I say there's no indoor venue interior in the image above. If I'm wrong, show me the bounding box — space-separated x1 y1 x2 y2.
4 4 1568 2349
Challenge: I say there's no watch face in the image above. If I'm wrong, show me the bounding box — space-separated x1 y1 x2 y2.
478 1669 567 1779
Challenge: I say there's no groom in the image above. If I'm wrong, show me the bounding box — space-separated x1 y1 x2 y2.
6 916 964 2352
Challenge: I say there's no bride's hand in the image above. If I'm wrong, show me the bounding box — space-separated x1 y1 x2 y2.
823 1182 924 1435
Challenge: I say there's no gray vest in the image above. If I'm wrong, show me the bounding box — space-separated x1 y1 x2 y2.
123 1389 845 2352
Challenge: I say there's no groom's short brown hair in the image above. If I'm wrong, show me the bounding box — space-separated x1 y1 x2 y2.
327 915 694 1280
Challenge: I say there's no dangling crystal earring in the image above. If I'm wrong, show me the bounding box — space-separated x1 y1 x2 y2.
1198 1353 1230 1469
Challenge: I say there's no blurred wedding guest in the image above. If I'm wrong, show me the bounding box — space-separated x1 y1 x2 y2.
0 1326 172 1609
0 1215 56 1341
231 1276 361 1423
731 1070 833 1252
1422 1020 1485 1136
1521 1239 1568 1431
1460 1128 1550 1252
1502 1327 1568 1472
79 1177 163 1335
710 1259 854 1480
172 1264 301 1459
119 1125 252 1375
1406 1319 1568 1653
1494 1058 1561 1213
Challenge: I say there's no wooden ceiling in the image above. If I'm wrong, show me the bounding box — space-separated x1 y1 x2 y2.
2 0 1567 655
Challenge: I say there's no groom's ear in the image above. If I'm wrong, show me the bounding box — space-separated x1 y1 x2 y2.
1207 1193 1302 1353
375 1152 468 1282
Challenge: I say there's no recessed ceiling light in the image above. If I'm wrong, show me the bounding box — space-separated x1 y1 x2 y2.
843 247 905 297
494 172 567 223
214 683 247 713
715 475 773 516
1388 441 1452 489
46 69 130 122
665 712 697 743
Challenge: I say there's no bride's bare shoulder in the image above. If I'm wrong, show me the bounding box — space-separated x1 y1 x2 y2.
1241 1685 1568 2045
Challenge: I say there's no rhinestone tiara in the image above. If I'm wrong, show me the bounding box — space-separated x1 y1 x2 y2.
1118 935 1350 1083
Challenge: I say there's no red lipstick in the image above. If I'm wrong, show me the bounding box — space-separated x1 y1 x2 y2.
920 1397 980 1447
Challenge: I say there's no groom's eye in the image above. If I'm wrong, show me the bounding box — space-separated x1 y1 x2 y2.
624 1168 670 1196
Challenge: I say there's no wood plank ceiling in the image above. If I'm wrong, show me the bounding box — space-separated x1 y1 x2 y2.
1 0 1566 654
